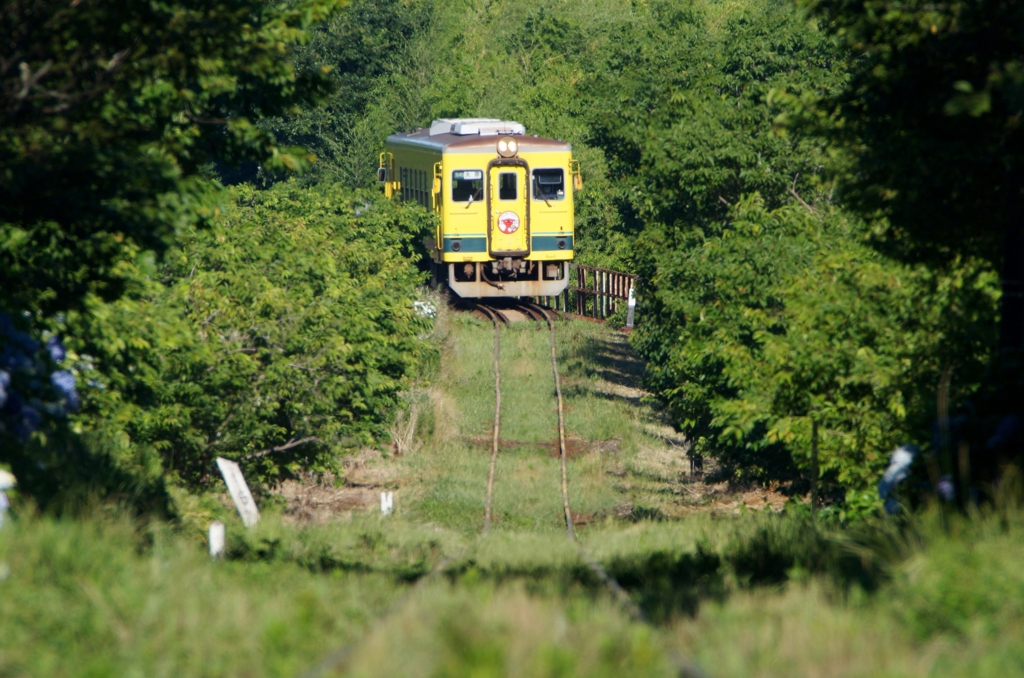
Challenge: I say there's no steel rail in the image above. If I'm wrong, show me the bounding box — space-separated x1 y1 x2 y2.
542 314 645 621
546 314 575 537
482 311 501 533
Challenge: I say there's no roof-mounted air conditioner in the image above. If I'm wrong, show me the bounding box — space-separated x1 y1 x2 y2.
429 118 526 137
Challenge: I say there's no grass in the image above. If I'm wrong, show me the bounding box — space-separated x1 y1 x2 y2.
403 312 671 535
2 311 1023 676
0 515 398 677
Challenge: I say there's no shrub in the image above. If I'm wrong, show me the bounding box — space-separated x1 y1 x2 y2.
3 181 433 508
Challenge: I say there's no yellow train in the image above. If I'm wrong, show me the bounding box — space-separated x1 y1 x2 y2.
379 118 580 298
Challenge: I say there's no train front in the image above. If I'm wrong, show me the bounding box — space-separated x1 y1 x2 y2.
437 120 579 298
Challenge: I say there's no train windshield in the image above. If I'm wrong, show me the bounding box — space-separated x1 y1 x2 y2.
498 172 518 200
532 168 565 201
451 170 483 202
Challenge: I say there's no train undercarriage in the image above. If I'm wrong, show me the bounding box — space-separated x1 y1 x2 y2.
436 260 569 298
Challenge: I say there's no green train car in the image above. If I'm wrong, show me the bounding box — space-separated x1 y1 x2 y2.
379 118 581 298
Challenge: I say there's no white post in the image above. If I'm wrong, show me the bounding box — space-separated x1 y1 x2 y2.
215 458 260 527
209 521 225 559
380 491 394 515
626 287 636 328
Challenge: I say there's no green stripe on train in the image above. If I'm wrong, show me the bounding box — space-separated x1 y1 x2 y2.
443 237 488 253
532 235 573 251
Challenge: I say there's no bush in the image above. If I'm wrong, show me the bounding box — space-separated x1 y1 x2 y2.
143 182 433 487
581 0 1001 498
2 181 434 508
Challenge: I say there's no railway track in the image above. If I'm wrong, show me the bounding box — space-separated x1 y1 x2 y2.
476 301 643 618
466 298 584 535
475 300 555 532
457 298 554 326
542 313 643 620
302 302 653 678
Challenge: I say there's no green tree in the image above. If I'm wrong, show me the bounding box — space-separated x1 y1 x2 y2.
145 183 431 487
261 0 435 187
1 0 347 506
6 182 432 507
583 0 849 474
707 197 996 502
1 0 342 319
582 0 1002 499
585 0 843 238
794 0 1024 480
796 0 1024 271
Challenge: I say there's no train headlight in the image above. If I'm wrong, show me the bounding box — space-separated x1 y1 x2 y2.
497 136 518 157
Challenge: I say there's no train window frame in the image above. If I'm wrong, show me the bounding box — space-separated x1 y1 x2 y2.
450 169 484 203
498 172 517 201
532 168 566 201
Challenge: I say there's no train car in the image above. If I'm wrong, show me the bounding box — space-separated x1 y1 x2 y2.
378 118 581 298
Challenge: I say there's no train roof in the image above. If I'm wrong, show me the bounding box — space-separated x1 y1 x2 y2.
386 118 571 154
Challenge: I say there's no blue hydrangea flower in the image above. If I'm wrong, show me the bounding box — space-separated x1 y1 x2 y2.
50 370 80 412
11 405 41 440
46 336 66 363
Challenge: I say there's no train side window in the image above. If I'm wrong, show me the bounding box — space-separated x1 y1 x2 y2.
532 169 565 201
451 170 483 202
498 172 517 200
400 167 407 200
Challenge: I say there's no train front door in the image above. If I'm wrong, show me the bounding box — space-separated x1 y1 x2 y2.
488 164 530 257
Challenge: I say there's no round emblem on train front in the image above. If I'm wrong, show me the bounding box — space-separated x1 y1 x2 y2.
497 211 520 234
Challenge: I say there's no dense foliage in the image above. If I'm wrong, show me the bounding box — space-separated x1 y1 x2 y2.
4 0 1019 510
1 0 341 317
150 184 431 487
795 0 1024 268
580 0 1002 498
793 0 1024 481
5 182 431 507
1 0 438 509
659 196 995 501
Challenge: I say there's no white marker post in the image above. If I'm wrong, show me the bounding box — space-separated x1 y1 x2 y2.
626 288 636 329
215 457 260 527
380 491 394 516
209 520 225 559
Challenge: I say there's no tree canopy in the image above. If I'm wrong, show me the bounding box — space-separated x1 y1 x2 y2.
796 0 1024 267
1 0 342 318
3 0 1019 513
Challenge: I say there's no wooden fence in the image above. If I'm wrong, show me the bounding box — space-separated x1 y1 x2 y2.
536 263 638 321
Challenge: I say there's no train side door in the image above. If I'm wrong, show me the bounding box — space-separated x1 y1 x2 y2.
487 164 530 257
